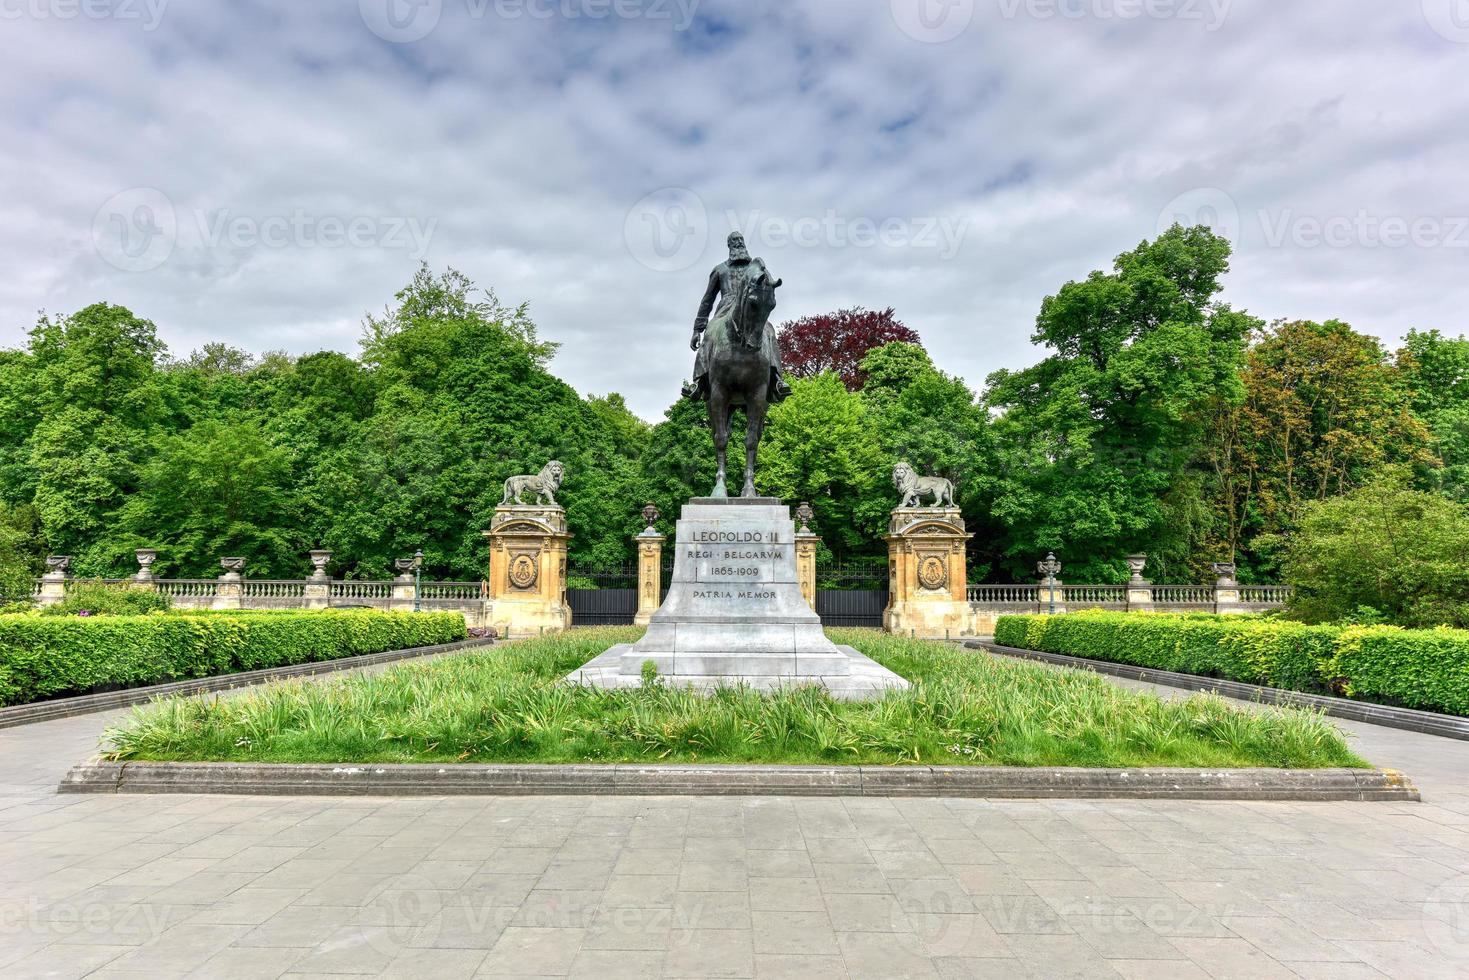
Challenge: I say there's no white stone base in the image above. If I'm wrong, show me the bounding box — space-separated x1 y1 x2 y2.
568 643 909 701
564 498 910 701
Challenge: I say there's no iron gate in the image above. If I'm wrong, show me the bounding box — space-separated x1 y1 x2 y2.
815 589 888 628
567 588 638 625
567 566 638 626
816 563 889 628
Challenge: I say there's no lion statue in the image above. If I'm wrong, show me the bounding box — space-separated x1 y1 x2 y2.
893 462 956 508
502 461 566 507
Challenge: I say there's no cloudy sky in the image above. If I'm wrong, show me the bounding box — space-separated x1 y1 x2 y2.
3 0 1467 420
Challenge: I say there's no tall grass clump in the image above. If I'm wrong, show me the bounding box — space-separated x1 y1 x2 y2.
103 627 1365 770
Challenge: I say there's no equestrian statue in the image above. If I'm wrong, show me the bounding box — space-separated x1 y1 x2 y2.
682 231 793 498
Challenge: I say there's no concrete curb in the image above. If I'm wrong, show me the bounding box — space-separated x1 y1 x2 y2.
57 761 1419 802
0 637 497 730
971 641 1469 743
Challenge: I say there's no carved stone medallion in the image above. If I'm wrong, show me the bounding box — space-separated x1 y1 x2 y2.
917 554 948 591
509 553 539 591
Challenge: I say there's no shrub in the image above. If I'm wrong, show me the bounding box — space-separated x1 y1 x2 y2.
0 610 466 706
39 581 173 618
994 611 1469 717
1326 626 1469 717
1281 480 1469 628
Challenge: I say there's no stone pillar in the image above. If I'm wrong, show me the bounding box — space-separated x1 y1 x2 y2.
305 549 332 609
133 549 158 590
213 558 245 610
794 502 819 613
634 528 665 627
483 504 573 638
1212 562 1243 613
37 556 70 607
884 508 975 639
1125 554 1154 612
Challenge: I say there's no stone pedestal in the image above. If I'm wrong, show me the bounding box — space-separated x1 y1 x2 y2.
1036 578 1067 616
569 499 907 699
213 578 243 610
483 505 572 638
634 528 665 627
305 550 332 609
37 557 70 608
884 508 974 640
1212 562 1242 613
1125 554 1154 612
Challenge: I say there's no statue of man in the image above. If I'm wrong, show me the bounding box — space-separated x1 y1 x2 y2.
682 232 793 403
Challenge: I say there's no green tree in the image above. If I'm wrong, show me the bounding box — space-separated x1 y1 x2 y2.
0 502 45 604
1201 320 1434 580
979 226 1255 582
1397 329 1469 501
1282 478 1469 628
118 421 306 577
22 303 167 571
760 373 886 559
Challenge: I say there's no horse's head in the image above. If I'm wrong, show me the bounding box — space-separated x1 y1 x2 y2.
732 269 781 349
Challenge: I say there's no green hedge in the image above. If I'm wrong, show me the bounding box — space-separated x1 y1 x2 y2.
0 610 467 707
994 611 1469 718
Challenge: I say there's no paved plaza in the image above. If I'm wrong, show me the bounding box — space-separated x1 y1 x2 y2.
2 661 1468 978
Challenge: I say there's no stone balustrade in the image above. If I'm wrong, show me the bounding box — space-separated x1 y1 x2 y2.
967 578 1291 634
32 558 492 628
27 542 1290 640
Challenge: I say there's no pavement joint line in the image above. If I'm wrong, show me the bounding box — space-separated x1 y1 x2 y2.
971 640 1469 742
0 636 498 730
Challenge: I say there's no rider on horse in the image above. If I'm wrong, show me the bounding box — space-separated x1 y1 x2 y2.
682 232 793 404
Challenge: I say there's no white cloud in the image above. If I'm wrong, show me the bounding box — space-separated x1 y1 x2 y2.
1 0 1466 419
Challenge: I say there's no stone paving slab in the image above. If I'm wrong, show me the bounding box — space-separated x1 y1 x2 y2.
2 651 1468 975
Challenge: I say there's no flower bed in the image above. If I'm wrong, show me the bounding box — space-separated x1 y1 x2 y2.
102 627 1365 770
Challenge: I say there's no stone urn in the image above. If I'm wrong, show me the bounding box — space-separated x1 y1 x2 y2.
308 550 333 583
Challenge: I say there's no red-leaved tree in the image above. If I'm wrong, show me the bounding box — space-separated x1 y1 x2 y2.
776 307 921 390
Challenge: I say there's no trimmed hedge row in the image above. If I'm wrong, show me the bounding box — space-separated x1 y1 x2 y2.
993 611 1469 718
0 610 467 707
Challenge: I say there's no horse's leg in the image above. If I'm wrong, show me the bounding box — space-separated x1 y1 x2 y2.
710 389 730 498
742 391 767 498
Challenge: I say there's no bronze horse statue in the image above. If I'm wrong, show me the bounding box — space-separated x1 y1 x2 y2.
700 264 783 498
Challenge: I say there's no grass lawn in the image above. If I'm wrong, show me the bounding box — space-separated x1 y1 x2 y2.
102 627 1368 770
